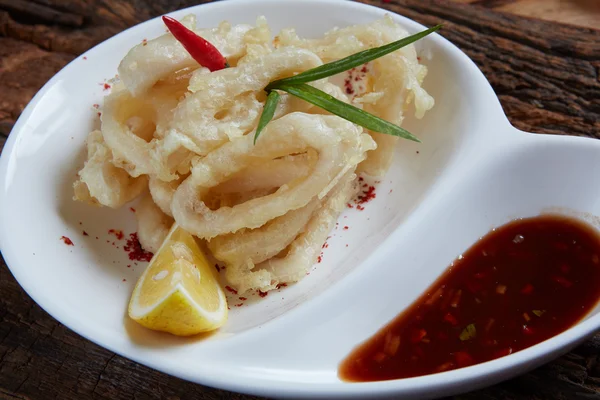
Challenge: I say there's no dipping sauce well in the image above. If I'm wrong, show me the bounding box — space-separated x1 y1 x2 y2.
339 215 600 381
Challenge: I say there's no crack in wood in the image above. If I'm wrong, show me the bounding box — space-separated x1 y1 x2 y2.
0 387 31 400
90 354 116 396
0 0 84 27
13 375 30 396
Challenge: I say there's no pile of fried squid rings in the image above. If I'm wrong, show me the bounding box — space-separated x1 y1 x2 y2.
73 14 434 293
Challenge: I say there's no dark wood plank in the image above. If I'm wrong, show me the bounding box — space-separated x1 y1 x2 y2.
0 36 74 136
0 1 599 399
0 260 260 400
452 0 600 30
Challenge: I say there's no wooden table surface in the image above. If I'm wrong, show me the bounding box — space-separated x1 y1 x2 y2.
1 1 599 399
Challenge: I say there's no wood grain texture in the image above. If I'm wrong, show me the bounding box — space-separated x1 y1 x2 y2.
0 1 599 399
451 0 600 30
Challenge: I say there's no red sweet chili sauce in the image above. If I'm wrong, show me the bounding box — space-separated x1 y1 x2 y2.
339 215 600 381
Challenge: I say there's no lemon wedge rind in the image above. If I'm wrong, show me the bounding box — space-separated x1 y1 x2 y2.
128 224 228 336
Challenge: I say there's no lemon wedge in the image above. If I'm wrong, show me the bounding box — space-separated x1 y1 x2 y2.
128 224 227 336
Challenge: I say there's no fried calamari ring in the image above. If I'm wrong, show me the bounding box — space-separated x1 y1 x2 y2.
148 176 182 217
106 48 332 180
148 70 194 138
73 130 146 208
101 84 177 180
118 14 254 96
136 193 174 253
276 15 434 176
102 82 203 181
355 132 399 177
208 198 319 266
212 153 314 194
171 113 376 239
206 155 318 265
166 47 324 154
260 172 356 283
148 153 312 217
224 172 356 293
209 188 277 210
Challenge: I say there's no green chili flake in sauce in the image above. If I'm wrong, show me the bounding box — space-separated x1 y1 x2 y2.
339 215 600 382
459 324 477 341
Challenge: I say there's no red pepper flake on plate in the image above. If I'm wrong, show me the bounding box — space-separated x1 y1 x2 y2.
108 229 124 240
82 231 89 236
357 186 376 205
123 232 153 262
60 236 74 246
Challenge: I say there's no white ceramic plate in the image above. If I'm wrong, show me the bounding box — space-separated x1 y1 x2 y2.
2 0 600 398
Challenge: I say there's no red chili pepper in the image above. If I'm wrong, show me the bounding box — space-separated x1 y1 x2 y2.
454 351 475 367
552 275 573 288
522 325 534 335
410 329 427 343
443 312 459 326
162 16 228 71
493 347 513 358
520 283 534 294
